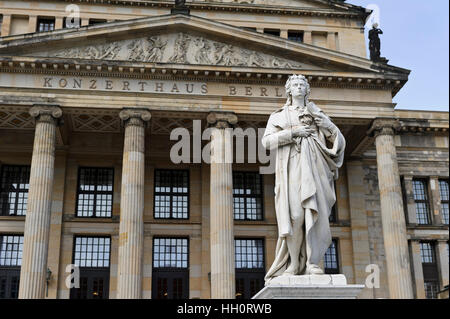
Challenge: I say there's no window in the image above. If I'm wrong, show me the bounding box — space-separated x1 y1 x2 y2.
288 31 304 43
243 27 257 32
89 19 107 25
152 237 189 299
420 242 440 299
0 235 23 299
235 239 265 299
76 167 114 218
264 29 280 37
154 169 189 219
70 236 110 299
37 18 55 32
0 165 30 216
324 239 339 274
439 180 449 225
412 179 431 225
233 172 264 220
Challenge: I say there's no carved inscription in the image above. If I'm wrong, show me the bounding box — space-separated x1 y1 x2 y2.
38 77 286 97
0 73 287 98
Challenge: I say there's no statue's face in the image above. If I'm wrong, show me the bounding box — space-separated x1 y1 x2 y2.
289 78 308 99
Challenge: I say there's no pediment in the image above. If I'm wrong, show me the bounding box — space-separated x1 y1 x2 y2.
30 32 322 70
0 14 406 76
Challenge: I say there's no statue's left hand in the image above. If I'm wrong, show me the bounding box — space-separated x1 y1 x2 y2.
314 114 333 129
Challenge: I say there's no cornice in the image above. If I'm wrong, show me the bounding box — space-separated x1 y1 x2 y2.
43 0 369 20
365 116 450 137
398 118 449 134
0 57 407 92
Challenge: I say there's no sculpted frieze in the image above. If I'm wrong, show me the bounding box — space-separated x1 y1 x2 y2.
40 33 303 69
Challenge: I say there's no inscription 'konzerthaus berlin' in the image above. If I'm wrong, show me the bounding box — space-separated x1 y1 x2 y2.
0 74 287 97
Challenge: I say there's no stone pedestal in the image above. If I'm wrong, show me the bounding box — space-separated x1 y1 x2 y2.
171 6 190 15
19 105 62 299
207 112 238 299
253 275 364 299
117 108 151 299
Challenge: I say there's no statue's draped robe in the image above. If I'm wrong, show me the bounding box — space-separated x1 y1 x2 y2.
261 102 345 282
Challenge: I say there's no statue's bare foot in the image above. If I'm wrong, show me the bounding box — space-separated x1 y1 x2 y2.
306 264 324 275
282 264 299 276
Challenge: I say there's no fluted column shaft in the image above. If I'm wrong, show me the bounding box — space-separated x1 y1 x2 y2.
208 112 238 299
19 105 62 299
117 109 151 299
370 118 414 299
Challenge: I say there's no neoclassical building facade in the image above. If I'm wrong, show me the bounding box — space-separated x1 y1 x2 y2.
0 0 448 299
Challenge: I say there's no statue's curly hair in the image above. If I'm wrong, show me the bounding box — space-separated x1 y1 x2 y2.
284 74 310 107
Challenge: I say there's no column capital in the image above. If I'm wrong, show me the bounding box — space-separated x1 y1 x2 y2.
29 104 63 125
119 108 151 128
207 111 238 129
368 117 401 137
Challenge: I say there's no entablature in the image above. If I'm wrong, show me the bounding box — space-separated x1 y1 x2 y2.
20 0 369 20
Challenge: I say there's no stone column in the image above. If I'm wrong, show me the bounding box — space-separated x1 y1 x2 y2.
207 111 238 299
117 108 151 299
19 105 62 299
368 118 414 299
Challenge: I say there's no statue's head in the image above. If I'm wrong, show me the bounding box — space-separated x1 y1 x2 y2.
285 74 310 106
372 23 379 29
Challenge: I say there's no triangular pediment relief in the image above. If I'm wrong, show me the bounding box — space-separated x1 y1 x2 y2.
0 14 408 77
31 32 322 70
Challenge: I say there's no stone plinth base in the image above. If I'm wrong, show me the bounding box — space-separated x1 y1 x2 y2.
252 275 365 299
171 7 190 15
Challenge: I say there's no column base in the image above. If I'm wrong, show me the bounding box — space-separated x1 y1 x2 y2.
252 275 365 299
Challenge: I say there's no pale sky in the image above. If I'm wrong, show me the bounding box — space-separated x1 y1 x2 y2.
349 0 449 112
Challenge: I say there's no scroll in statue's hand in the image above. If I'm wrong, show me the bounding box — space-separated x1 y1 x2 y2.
292 126 315 138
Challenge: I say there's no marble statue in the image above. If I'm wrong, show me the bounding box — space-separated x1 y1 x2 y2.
262 74 346 283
